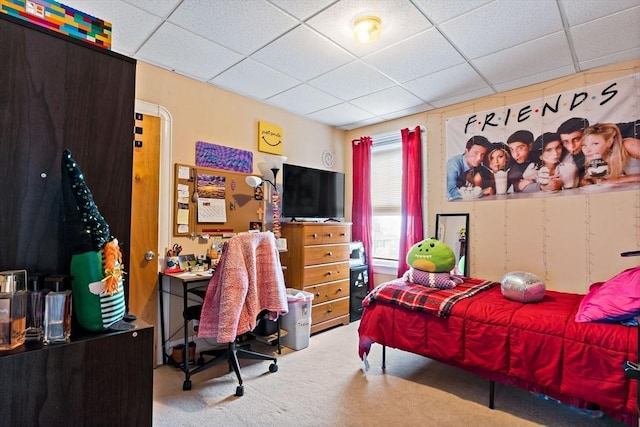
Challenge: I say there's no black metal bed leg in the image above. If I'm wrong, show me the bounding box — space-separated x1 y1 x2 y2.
382 345 386 370
489 380 495 409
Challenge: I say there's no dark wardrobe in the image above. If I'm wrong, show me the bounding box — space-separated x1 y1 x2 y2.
0 13 136 276
0 13 154 427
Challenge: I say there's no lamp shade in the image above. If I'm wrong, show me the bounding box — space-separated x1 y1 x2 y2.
245 175 263 188
258 155 287 180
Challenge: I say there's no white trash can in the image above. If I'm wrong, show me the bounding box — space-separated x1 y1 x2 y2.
281 289 314 350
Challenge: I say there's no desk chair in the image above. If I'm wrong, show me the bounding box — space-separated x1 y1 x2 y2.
183 232 288 395
182 303 278 395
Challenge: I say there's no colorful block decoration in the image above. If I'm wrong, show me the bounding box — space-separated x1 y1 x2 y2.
1 0 112 49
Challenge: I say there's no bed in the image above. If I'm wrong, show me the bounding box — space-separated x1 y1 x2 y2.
357 276 639 426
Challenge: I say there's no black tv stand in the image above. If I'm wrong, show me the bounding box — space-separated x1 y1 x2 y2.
324 218 341 222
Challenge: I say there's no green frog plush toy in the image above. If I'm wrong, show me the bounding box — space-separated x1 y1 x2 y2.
404 238 463 289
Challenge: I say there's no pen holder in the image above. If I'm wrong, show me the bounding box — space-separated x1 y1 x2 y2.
166 257 181 271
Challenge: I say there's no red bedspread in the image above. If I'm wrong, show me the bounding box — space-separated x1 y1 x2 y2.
358 280 638 425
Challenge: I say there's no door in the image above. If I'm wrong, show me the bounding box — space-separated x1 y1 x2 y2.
129 113 160 356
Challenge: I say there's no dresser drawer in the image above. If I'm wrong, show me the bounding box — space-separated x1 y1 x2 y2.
305 279 349 305
302 225 351 245
311 296 350 325
303 261 350 286
303 244 350 266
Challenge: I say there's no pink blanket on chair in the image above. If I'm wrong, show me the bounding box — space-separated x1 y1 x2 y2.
197 232 288 343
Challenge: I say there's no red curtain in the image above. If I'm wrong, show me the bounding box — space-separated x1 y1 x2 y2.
397 126 424 277
351 137 374 288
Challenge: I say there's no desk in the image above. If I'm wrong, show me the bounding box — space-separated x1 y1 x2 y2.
158 271 213 366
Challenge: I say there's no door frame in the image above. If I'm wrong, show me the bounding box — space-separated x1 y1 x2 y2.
134 100 173 365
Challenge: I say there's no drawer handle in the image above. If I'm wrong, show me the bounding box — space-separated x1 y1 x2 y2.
312 233 318 239
327 251 333 256
326 271 332 276
327 308 333 313
337 288 343 293
327 232 333 237
315 293 320 298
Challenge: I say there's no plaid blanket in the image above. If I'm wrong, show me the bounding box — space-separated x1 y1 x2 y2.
362 277 499 318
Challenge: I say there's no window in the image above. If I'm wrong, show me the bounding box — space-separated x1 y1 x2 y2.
371 132 402 266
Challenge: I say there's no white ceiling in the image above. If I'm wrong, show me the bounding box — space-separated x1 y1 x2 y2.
61 0 640 130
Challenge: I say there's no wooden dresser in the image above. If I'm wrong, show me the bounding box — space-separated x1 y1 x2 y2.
280 222 352 334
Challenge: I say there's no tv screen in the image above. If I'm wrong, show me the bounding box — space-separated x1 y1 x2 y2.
282 163 345 220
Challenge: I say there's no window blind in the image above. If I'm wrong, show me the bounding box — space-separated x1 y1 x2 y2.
371 136 401 215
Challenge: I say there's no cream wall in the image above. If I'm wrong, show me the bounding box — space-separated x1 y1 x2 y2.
135 62 345 256
346 59 640 293
136 59 638 295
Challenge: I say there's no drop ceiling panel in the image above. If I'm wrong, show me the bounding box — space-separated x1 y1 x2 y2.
251 25 355 81
350 86 425 116
492 64 577 94
308 60 395 100
404 63 489 104
267 84 343 115
570 8 640 64
364 29 466 83
308 102 377 126
382 102 434 121
578 48 640 72
269 0 336 21
210 59 301 100
169 0 299 55
559 0 640 26
122 0 181 18
429 86 496 109
136 22 243 81
473 32 574 87
412 0 492 24
440 0 564 60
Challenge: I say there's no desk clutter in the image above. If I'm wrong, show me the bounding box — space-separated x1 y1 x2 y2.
164 233 237 273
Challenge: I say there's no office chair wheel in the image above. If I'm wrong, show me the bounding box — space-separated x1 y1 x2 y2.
235 385 244 396
269 363 278 373
183 380 192 391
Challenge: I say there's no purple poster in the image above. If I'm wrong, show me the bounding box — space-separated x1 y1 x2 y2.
195 141 253 173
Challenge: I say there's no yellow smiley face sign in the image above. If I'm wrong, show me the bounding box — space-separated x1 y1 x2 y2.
258 121 283 155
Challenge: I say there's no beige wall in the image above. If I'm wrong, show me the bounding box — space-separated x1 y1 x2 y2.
135 61 345 256
136 59 638 296
346 59 640 293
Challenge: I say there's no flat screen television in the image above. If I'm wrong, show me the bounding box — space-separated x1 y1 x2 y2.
282 163 345 220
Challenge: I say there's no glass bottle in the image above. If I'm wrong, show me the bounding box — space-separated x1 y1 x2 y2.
0 270 28 351
43 275 73 345
25 273 48 341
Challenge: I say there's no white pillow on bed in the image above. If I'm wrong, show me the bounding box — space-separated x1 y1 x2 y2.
575 266 640 323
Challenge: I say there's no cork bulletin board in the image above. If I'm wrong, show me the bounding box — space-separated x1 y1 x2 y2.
173 163 265 236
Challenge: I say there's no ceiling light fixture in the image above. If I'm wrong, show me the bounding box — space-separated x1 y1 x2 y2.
354 16 382 44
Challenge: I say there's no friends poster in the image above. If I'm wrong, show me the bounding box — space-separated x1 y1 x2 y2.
445 73 639 201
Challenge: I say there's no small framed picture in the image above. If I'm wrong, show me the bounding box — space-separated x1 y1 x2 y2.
178 254 197 270
249 221 262 231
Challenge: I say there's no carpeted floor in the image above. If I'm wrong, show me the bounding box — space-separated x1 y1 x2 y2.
153 321 628 426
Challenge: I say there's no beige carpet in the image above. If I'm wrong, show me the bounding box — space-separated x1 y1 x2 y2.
153 321 628 427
